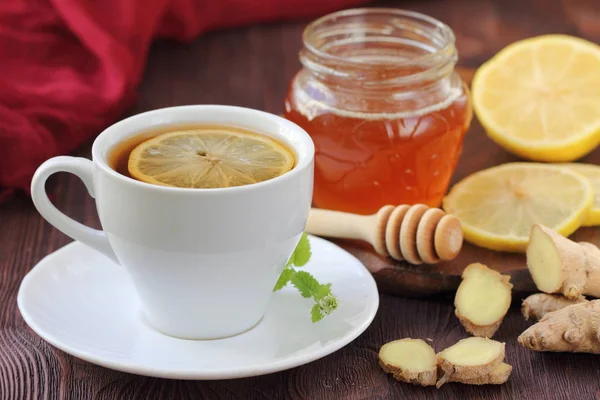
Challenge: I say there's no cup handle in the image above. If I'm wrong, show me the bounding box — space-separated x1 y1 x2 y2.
31 156 118 264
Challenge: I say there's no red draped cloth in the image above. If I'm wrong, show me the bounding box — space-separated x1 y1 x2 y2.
0 0 368 199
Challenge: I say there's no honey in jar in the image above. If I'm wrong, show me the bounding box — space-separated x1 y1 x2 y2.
284 9 472 215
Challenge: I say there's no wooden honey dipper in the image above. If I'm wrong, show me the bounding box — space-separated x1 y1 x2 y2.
306 204 463 265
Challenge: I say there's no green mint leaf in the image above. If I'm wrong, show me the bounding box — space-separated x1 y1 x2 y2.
291 232 312 267
311 304 324 322
279 233 338 323
314 283 331 300
290 271 321 298
285 257 294 268
273 268 294 292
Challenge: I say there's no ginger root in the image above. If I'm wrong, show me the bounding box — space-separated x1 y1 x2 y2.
378 339 437 386
448 362 512 385
436 337 506 388
454 263 512 338
526 224 600 299
521 293 588 321
518 300 600 354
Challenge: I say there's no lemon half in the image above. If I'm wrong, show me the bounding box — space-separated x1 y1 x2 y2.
443 163 593 252
472 34 600 162
128 127 295 188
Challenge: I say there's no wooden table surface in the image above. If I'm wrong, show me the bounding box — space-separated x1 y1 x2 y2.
2 0 600 399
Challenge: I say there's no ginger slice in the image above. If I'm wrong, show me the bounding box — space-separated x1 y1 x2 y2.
436 337 505 388
449 362 512 385
526 224 600 299
454 263 513 338
521 293 588 321
518 299 600 354
378 338 437 386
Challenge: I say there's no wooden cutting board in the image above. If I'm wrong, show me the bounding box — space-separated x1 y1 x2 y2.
329 67 600 298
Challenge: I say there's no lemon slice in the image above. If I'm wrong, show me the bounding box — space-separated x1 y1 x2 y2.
472 35 600 162
561 163 600 226
128 127 295 188
442 163 593 252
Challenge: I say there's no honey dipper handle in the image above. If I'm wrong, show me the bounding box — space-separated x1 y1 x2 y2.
306 208 373 242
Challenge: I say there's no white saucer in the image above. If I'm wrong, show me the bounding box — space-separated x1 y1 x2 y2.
17 235 379 380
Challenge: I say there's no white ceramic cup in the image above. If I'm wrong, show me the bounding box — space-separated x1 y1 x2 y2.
31 105 314 340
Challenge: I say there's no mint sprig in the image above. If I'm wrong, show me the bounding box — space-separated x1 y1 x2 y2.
273 233 338 322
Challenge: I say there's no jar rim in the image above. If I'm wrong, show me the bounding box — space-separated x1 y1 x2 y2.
302 8 457 70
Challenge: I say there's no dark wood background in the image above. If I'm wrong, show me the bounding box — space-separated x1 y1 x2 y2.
2 0 600 399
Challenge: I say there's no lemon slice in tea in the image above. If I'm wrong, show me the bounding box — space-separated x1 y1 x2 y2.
128 127 295 188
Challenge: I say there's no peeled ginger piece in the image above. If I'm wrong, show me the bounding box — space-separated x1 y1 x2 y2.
454 263 513 338
526 224 600 299
378 339 437 386
436 337 505 388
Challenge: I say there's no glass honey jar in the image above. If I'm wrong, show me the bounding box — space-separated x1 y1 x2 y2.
284 8 472 215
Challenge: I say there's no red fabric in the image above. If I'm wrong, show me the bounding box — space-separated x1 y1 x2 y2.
0 0 368 197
